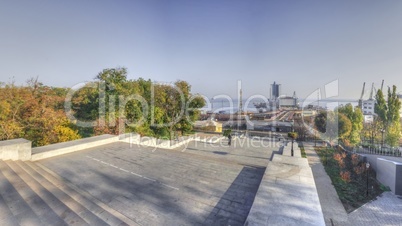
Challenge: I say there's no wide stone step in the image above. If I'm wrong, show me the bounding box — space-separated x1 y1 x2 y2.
4 161 89 226
0 161 65 226
0 193 19 226
272 154 309 167
25 161 138 226
282 143 302 157
16 161 110 226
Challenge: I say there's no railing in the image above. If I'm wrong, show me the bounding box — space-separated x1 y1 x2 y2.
353 147 402 157
336 142 402 157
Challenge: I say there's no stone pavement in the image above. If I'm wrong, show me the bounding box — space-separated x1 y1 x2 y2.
347 192 402 226
39 138 275 225
303 142 349 226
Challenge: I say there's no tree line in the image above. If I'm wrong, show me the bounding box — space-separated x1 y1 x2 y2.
0 68 205 147
314 85 401 148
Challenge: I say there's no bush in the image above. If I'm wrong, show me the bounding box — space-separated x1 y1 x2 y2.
315 147 385 212
223 129 232 138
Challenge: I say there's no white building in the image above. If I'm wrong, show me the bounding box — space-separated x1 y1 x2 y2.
361 99 375 115
278 92 298 108
279 97 297 108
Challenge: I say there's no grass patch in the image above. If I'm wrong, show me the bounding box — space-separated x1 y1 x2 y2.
299 143 307 158
315 147 386 213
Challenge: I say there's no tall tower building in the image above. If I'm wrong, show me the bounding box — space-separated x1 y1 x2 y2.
239 88 243 114
271 82 281 100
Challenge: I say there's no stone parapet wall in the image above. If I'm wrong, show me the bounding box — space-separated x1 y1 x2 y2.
0 138 32 161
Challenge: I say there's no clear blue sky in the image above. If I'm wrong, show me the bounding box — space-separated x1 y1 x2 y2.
1 0 402 100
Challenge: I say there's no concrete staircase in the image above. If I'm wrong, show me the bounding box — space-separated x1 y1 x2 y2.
244 145 325 225
0 160 138 226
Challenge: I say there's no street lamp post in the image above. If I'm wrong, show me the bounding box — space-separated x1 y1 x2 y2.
366 162 370 197
291 120 294 132
371 126 374 153
291 120 294 157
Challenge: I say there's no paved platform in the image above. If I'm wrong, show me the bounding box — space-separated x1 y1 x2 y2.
347 192 402 226
39 138 275 225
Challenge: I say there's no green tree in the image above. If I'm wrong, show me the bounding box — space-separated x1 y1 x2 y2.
386 123 400 147
375 89 388 124
385 86 401 147
374 85 401 147
387 86 401 123
0 80 81 146
314 111 352 144
338 113 352 142
337 104 364 146
151 81 205 139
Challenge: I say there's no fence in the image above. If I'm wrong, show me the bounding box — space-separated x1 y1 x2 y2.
354 147 402 157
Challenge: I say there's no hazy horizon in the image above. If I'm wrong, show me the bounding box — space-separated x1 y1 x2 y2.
1 0 402 100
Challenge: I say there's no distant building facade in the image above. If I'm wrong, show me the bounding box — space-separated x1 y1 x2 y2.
279 97 297 108
361 99 375 115
247 120 293 132
279 92 298 108
270 82 281 100
194 119 222 133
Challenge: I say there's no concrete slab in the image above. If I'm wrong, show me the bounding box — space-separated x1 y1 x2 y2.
39 138 275 225
0 138 31 161
31 134 118 161
272 154 310 167
283 145 302 158
245 161 325 226
347 192 402 226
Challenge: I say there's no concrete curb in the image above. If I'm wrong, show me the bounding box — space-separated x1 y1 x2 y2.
31 135 119 161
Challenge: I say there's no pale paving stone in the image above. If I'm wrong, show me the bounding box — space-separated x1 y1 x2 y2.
40 138 273 225
347 192 402 226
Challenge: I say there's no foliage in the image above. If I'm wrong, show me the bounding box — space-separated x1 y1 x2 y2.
0 81 81 147
337 104 363 146
386 122 400 147
375 89 388 124
70 68 206 139
374 85 401 147
152 81 205 139
0 67 205 146
315 147 385 213
314 111 352 144
287 132 298 140
298 143 307 158
386 85 401 124
337 113 352 141
223 129 232 137
385 86 401 147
